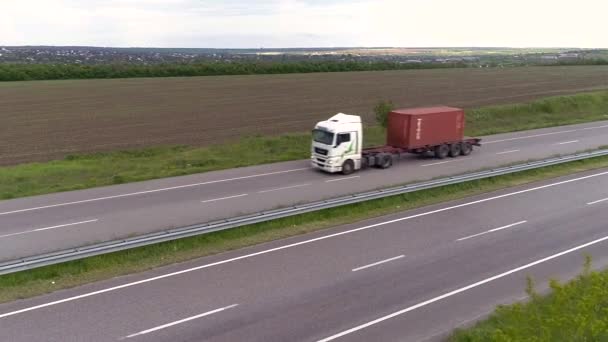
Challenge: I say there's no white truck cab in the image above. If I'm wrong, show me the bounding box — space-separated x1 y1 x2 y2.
311 113 363 174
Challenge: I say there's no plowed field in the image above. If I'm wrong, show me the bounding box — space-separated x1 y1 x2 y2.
2 66 607 165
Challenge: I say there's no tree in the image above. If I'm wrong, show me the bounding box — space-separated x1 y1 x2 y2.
374 99 394 128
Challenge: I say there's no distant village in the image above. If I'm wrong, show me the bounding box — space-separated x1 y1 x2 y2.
0 46 603 66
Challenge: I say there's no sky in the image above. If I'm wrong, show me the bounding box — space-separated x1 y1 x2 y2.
1 0 606 48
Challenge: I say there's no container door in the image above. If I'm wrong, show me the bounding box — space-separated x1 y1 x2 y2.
456 111 464 137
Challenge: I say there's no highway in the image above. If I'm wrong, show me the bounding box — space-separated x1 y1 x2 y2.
1 120 608 261
2 167 608 341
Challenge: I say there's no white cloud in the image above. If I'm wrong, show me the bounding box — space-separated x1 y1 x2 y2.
0 0 606 48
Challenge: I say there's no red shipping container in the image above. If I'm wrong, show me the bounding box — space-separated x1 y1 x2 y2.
386 106 465 149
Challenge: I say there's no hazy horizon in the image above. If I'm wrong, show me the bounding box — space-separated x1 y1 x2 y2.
2 0 607 48
1 45 595 50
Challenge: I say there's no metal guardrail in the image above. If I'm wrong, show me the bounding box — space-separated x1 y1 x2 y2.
2 148 608 275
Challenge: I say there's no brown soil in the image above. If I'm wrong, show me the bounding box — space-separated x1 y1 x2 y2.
1 66 607 165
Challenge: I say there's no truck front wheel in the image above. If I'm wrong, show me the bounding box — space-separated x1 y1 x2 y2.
434 144 449 159
342 160 355 175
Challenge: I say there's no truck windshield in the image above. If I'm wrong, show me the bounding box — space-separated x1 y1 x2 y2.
312 129 334 145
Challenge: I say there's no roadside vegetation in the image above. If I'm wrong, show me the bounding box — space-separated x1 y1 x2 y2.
1 90 608 200
2 152 608 303
450 256 608 341
467 90 608 135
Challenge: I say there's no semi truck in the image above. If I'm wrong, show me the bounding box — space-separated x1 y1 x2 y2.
311 106 481 175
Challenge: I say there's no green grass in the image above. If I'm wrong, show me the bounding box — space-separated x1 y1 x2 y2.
0 126 385 200
450 257 608 341
466 90 608 135
2 152 608 303
2 90 608 200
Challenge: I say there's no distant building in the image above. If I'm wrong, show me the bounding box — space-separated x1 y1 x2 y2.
558 53 580 60
539 55 559 64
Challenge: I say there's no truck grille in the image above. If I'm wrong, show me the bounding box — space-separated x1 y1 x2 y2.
315 147 328 156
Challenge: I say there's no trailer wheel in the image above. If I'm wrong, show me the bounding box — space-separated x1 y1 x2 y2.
434 144 449 159
461 142 473 156
449 143 461 158
342 160 355 175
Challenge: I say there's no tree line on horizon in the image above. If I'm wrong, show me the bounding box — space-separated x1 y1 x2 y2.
0 59 606 81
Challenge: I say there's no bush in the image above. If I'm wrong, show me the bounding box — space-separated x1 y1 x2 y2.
374 100 394 128
451 256 608 341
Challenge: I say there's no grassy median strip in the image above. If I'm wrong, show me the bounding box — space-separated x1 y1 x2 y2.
466 90 608 136
449 257 608 341
2 90 608 200
2 153 608 303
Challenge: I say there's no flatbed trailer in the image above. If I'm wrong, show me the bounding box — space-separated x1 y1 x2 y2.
360 137 482 169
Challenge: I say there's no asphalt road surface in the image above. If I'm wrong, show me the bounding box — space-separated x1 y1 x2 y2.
1 120 608 260
2 167 608 341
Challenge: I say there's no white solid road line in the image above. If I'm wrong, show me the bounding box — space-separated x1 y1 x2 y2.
0 168 309 216
557 140 579 145
456 221 527 242
124 304 238 339
201 194 248 203
2 170 608 319
421 308 496 342
483 124 608 144
352 255 405 272
258 183 311 193
495 149 520 155
0 219 98 239
421 160 463 167
325 176 361 183
317 233 608 342
587 197 608 205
